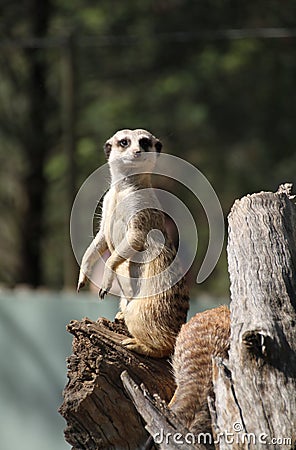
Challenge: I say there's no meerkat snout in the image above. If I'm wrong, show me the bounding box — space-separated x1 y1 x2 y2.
133 149 141 158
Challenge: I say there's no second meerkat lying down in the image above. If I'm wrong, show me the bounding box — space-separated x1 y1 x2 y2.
144 306 230 449
77 129 189 358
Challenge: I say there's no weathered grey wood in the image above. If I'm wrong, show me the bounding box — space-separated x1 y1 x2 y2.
121 370 209 450
213 188 296 449
59 317 175 450
210 358 242 450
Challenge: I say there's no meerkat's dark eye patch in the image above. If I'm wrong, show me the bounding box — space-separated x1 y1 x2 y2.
104 142 112 159
139 137 152 151
119 138 130 148
155 140 162 153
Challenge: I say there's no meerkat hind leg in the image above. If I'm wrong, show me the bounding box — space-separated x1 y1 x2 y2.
115 310 125 320
121 337 161 357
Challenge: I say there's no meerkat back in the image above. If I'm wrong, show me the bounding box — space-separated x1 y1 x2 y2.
170 305 230 434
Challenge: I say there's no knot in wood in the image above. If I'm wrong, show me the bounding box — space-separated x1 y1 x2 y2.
242 330 268 358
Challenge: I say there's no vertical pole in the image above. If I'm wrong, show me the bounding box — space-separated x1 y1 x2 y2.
61 32 78 289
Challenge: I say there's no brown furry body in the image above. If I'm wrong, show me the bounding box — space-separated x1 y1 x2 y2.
78 129 189 357
170 305 230 433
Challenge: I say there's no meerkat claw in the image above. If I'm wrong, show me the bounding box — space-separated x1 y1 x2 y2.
77 272 88 292
98 288 108 299
77 280 85 292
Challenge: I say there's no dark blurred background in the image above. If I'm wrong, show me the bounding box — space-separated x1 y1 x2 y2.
1 1 296 449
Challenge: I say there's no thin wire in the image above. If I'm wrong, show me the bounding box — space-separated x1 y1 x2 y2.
80 27 296 46
1 28 296 49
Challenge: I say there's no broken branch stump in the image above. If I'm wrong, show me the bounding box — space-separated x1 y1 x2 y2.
121 370 209 450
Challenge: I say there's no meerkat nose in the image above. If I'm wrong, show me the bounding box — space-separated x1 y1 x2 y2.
133 149 141 157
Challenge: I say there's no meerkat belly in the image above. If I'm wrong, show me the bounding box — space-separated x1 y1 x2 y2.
105 218 127 253
103 187 131 249
124 297 158 344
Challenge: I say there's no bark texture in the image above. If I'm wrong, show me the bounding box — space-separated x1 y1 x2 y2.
212 187 296 449
59 317 175 450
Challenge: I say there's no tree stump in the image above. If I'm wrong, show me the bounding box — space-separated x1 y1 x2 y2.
212 185 296 449
59 317 175 450
60 185 296 450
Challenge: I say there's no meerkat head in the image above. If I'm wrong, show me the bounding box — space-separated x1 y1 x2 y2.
103 129 162 178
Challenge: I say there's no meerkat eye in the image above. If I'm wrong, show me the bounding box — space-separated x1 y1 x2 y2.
139 137 152 152
119 138 130 148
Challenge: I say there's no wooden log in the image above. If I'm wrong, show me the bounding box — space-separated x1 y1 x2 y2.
121 370 209 450
212 186 296 449
59 317 175 450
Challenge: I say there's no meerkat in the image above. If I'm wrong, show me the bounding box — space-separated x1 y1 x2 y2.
169 305 230 434
77 129 189 358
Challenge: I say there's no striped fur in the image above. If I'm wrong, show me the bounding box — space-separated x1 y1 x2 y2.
170 305 230 433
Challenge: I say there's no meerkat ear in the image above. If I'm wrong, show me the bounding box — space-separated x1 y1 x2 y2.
104 142 112 159
155 140 162 153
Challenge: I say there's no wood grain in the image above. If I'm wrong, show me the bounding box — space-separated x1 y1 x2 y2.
59 317 175 449
213 190 296 449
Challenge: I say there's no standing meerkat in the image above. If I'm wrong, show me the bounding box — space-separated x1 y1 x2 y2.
77 129 189 358
169 305 230 434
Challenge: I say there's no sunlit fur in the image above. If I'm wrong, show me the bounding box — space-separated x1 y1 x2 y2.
170 305 230 433
78 129 189 358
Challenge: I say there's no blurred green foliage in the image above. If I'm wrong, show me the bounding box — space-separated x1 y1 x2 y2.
1 1 296 293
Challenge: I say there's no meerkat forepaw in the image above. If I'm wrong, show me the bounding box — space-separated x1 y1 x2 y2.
77 274 87 292
77 283 82 293
98 288 109 299
98 267 114 299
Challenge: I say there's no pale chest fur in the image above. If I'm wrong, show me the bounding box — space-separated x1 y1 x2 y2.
103 186 134 253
